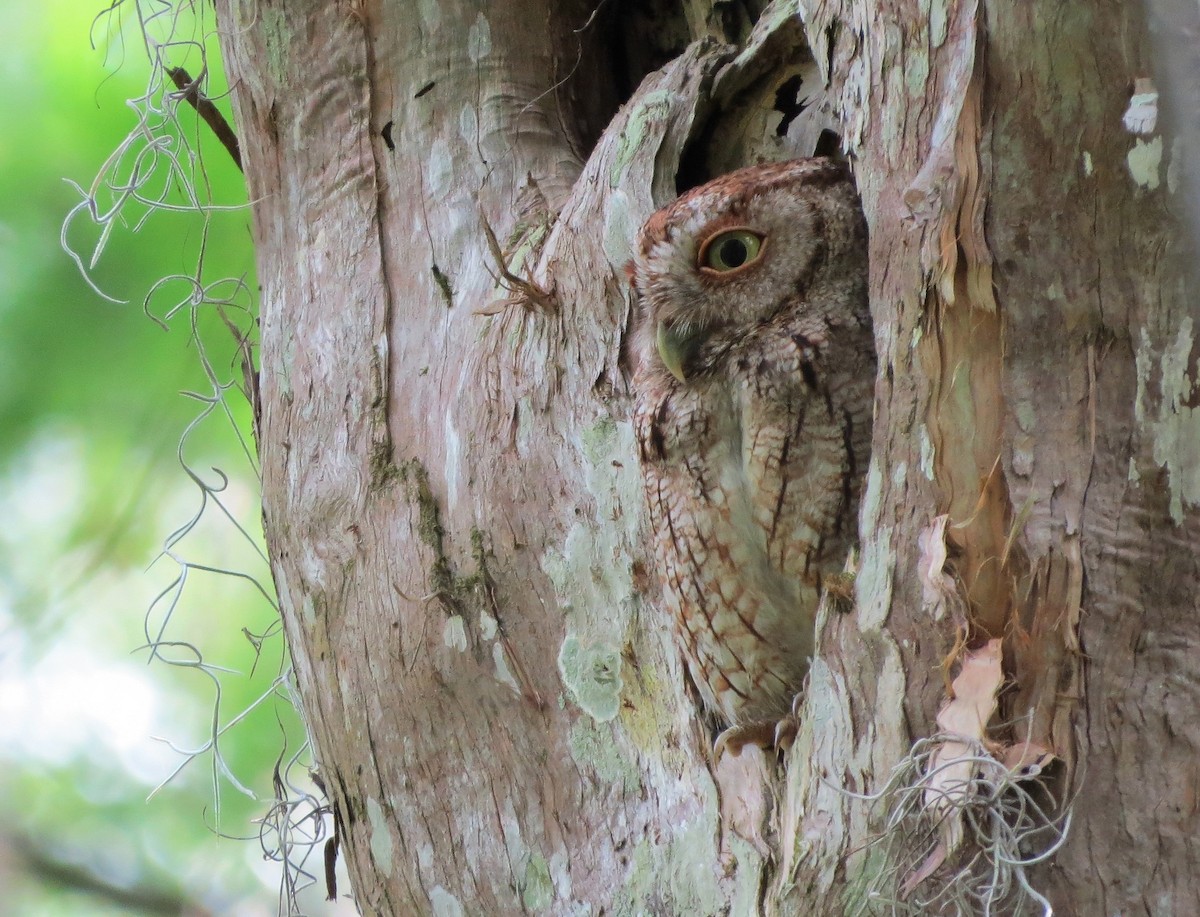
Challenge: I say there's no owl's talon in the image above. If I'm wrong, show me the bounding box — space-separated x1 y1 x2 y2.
773 711 799 753
714 709 802 762
714 722 775 762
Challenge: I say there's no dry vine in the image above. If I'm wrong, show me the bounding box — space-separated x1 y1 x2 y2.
839 730 1071 917
62 1 328 912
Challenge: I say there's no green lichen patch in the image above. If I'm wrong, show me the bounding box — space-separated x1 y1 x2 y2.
365 796 395 878
610 89 672 189
611 817 729 917
567 718 641 796
558 635 623 722
545 417 644 721
520 853 554 911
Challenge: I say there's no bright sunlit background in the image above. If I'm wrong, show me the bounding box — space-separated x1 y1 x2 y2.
0 1 347 913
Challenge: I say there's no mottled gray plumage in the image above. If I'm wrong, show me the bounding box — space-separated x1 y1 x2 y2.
630 158 874 738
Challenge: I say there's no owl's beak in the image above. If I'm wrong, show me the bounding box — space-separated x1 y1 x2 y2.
656 322 705 383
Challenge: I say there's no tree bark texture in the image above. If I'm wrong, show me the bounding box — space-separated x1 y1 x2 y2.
215 0 1198 913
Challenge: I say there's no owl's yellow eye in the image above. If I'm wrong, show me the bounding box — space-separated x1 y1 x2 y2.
699 229 764 273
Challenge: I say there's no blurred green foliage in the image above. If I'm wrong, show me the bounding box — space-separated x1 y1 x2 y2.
0 1 336 913
1 0 249 460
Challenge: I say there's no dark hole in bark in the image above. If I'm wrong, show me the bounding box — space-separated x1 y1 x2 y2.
710 0 770 43
674 123 846 196
773 74 808 137
823 20 838 81
666 12 839 195
674 117 717 195
814 128 843 159
557 0 692 159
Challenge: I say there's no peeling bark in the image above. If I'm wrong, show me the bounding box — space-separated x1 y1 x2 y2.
781 0 1199 913
215 0 1199 913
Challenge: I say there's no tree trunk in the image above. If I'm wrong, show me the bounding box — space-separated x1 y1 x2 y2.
215 0 1197 913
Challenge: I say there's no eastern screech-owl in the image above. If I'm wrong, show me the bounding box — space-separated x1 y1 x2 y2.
630 158 874 747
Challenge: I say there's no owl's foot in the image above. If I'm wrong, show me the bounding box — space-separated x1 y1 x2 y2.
714 703 801 762
714 721 774 761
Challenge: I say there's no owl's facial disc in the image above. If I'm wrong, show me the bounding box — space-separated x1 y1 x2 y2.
656 320 709 382
653 227 769 381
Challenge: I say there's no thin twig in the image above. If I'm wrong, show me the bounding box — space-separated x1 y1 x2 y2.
167 66 242 172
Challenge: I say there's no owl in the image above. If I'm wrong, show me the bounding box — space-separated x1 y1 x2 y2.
629 158 874 754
